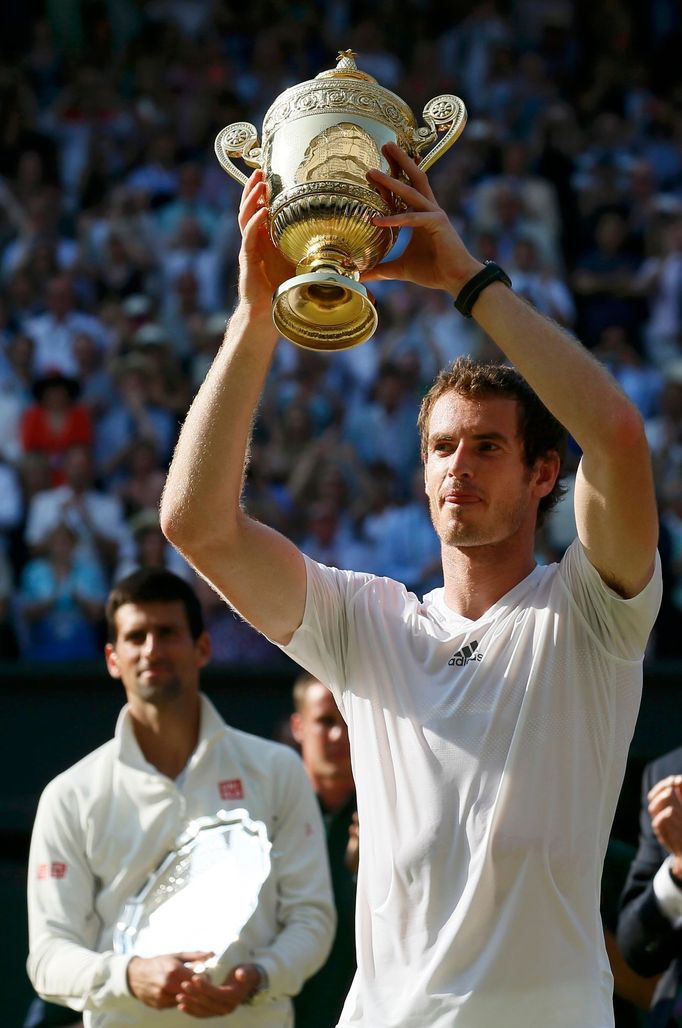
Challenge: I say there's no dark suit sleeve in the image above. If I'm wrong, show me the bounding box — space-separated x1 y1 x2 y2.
616 754 682 977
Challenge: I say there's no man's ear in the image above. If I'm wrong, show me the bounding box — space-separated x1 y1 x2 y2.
104 642 121 680
195 631 212 669
290 712 303 745
534 451 561 498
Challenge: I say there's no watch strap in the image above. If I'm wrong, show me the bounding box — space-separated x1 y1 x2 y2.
454 261 512 318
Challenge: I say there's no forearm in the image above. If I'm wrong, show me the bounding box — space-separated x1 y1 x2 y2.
161 301 278 552
28 935 131 1013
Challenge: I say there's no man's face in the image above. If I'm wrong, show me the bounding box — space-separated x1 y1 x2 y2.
105 600 210 709
291 683 352 781
423 390 554 549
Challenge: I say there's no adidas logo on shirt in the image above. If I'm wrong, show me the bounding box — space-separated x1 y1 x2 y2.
448 640 483 666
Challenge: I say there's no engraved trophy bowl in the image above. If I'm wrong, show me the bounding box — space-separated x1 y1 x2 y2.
215 49 467 351
114 809 271 985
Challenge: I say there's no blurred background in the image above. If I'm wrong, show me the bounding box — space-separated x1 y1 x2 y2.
0 1 680 1023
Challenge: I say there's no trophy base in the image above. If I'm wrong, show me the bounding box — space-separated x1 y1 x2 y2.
272 271 377 351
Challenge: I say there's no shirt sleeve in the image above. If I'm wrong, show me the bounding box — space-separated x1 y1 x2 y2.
558 538 662 660
26 779 134 1014
652 858 682 927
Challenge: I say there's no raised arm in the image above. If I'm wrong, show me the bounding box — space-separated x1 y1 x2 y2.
160 171 307 644
366 144 658 598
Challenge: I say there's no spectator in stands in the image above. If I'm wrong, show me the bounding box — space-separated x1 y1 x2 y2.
17 519 106 661
24 442 134 578
571 211 644 347
22 274 110 378
636 213 682 369
20 372 92 485
94 352 176 483
114 439 167 520
372 466 442 596
506 235 576 327
114 507 192 583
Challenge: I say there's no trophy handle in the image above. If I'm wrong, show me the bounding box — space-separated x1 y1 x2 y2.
214 123 264 187
410 95 467 174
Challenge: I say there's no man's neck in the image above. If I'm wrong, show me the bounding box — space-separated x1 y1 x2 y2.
312 773 355 814
441 537 537 621
130 698 201 780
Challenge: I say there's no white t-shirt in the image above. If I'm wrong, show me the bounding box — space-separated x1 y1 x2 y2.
281 539 662 1028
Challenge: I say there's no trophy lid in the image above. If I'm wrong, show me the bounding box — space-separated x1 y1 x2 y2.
316 49 378 84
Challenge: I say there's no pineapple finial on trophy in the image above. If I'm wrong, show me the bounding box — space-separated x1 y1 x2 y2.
336 49 357 68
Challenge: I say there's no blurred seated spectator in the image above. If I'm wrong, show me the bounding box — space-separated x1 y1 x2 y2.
114 507 193 582
20 372 92 485
94 352 177 482
90 230 151 303
24 442 134 577
636 213 682 369
506 235 576 327
155 160 218 242
161 267 207 359
17 520 106 662
473 139 562 255
192 573 290 667
159 214 225 313
571 211 645 347
342 361 421 492
372 467 442 596
22 273 111 377
0 330 35 405
593 326 665 420
125 130 178 208
81 186 159 284
127 322 191 417
188 311 226 390
0 382 27 465
645 360 682 492
114 438 167 518
70 330 114 420
0 189 78 284
471 181 560 272
298 500 379 575
240 441 298 538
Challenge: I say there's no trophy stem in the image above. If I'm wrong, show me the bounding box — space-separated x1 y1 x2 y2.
272 270 377 352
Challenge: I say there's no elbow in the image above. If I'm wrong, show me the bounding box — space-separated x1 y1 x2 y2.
160 494 241 563
597 401 649 462
611 401 647 450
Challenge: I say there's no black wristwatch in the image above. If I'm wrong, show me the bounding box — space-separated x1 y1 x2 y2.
454 261 512 318
245 963 270 1004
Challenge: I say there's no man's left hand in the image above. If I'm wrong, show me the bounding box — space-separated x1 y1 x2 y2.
176 963 263 1017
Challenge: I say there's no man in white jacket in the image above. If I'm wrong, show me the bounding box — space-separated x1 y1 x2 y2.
26 568 335 1026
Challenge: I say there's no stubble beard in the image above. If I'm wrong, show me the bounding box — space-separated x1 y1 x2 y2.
429 490 531 549
135 674 184 705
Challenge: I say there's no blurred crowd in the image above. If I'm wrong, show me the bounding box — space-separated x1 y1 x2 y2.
0 0 680 665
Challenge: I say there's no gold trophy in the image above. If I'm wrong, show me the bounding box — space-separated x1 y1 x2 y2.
215 50 467 351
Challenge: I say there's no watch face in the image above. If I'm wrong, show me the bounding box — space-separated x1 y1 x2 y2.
114 809 271 981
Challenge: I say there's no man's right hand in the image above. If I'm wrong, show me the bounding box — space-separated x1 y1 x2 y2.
237 169 294 315
127 952 213 1009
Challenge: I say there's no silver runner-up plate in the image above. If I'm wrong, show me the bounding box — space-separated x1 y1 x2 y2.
114 808 271 983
